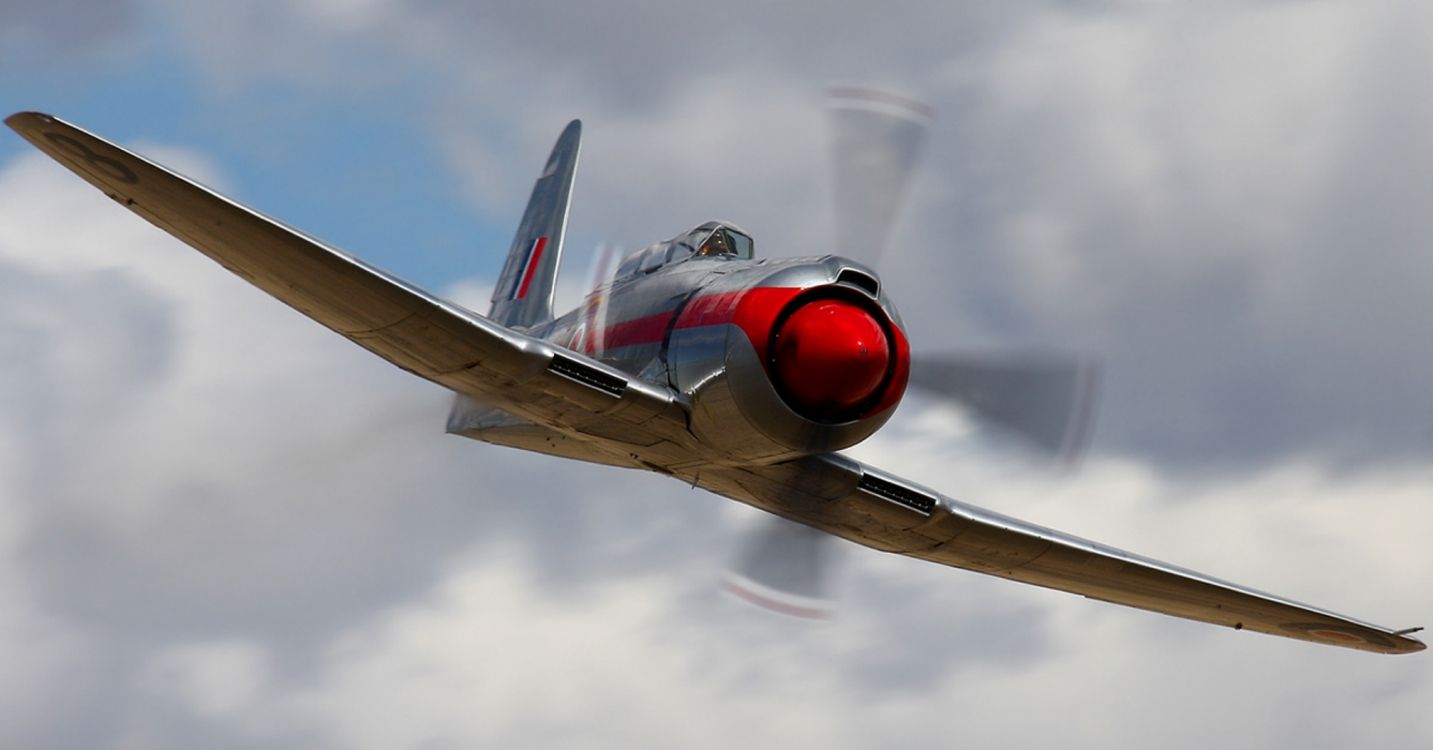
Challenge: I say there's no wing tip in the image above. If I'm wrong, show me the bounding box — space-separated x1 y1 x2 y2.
1381 638 1424 655
5 110 55 133
1393 628 1426 654
1282 621 1427 654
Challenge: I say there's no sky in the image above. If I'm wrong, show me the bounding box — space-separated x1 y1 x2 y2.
1 1 1430 748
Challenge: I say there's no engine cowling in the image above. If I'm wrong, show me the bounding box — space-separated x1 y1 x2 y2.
667 262 910 463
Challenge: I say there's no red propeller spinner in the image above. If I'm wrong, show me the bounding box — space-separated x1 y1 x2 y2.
772 297 892 418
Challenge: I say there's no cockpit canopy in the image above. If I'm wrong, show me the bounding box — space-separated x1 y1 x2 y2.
615 221 755 278
687 221 755 259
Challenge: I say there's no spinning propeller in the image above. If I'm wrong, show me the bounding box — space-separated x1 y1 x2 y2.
724 87 1100 618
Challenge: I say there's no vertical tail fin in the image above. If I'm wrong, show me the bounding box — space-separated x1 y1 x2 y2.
488 120 582 328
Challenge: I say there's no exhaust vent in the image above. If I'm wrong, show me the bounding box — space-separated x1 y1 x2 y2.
548 353 627 398
857 472 936 515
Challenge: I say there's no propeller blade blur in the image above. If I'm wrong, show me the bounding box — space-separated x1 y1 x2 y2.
723 86 931 619
723 515 837 619
582 242 619 356
828 86 932 267
909 353 1100 464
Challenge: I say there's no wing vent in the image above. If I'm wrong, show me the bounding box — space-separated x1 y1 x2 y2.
857 472 936 515
548 353 628 398
837 268 879 297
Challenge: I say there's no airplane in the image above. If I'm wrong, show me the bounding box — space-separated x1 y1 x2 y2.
5 93 1423 655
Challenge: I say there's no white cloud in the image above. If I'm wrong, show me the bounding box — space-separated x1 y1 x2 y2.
145 639 275 720
0 478 90 746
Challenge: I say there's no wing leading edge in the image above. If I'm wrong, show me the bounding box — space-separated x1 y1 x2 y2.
4 112 692 460
704 455 1424 654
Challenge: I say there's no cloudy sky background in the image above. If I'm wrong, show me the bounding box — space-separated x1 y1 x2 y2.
2 1 1431 747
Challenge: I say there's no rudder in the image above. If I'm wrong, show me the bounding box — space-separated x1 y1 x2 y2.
488 119 581 328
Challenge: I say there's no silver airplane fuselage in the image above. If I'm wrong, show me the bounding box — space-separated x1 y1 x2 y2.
453 230 911 470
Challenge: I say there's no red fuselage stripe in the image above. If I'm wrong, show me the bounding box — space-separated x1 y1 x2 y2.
601 311 675 350
675 290 748 329
515 236 549 300
591 288 804 352
594 289 772 350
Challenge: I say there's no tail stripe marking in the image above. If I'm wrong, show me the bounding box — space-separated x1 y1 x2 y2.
515 236 549 300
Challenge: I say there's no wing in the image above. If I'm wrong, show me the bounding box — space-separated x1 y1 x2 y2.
702 454 1425 654
5 112 694 461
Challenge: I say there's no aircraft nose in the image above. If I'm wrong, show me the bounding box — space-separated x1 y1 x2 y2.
771 298 891 419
